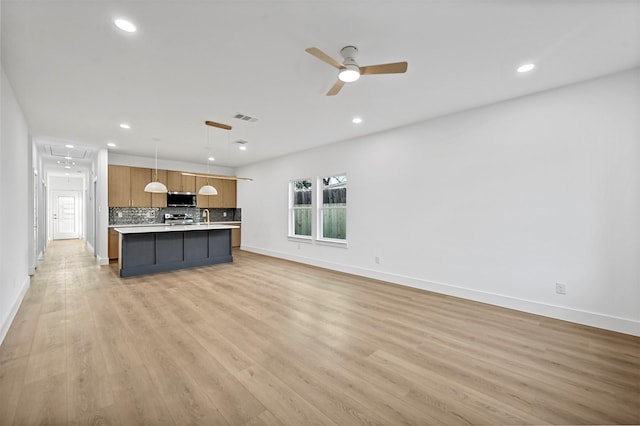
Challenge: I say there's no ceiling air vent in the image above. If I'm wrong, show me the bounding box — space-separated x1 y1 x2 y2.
233 113 259 123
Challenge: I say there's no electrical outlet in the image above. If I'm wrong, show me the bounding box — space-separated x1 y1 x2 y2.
117 212 123 218
223 212 227 217
375 256 380 264
556 282 567 295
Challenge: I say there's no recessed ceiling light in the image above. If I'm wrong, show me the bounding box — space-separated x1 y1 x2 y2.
352 117 363 124
517 63 535 73
208 157 215 161
239 146 247 151
64 166 71 169
65 144 74 148
65 173 70 176
64 156 72 160
119 123 131 129
114 19 136 33
107 142 116 147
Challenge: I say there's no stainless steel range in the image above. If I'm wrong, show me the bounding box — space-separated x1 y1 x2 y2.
164 213 194 225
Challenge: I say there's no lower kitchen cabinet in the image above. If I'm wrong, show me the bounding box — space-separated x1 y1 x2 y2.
108 228 119 260
231 224 241 248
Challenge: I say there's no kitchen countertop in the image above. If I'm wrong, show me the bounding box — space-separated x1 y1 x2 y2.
114 224 239 234
109 221 241 228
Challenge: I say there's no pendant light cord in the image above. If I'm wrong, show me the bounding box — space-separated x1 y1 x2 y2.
154 144 159 181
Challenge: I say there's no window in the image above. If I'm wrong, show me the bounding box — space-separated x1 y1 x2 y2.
319 174 347 241
289 179 312 238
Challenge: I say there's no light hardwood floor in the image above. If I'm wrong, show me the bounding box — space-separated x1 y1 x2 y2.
1 240 638 425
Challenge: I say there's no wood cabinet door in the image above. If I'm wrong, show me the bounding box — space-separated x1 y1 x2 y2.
108 228 119 259
196 176 211 208
108 165 131 207
221 179 237 208
129 167 152 207
167 171 183 192
182 174 196 193
209 178 224 208
231 224 241 248
151 169 168 208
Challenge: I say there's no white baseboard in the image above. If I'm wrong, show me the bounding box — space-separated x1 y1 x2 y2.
96 255 110 266
0 276 31 346
86 241 95 255
241 245 640 337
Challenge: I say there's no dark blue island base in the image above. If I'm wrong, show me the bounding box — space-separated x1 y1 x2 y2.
118 228 233 277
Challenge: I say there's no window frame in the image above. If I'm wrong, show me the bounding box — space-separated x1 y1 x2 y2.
317 174 347 245
288 178 313 240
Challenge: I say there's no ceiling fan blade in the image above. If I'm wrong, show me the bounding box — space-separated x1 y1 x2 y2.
305 47 343 69
326 80 345 96
360 61 408 75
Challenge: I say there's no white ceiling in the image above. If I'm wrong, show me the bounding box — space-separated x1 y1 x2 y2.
2 1 639 170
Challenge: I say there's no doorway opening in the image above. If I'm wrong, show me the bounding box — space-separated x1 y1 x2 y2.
52 190 82 240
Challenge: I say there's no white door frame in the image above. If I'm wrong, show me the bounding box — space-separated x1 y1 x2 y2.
51 190 82 240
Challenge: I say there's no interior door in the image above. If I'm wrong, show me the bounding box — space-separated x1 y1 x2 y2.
53 190 80 240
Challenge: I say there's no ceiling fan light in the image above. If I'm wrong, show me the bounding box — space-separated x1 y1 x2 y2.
114 19 136 33
198 184 218 195
338 66 360 83
144 181 168 193
517 63 535 73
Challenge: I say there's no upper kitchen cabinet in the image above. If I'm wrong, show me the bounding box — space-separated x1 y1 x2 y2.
196 176 213 208
108 165 130 207
167 171 196 192
151 169 168 208
196 177 236 208
129 167 152 206
108 165 152 207
210 178 236 208
220 179 237 208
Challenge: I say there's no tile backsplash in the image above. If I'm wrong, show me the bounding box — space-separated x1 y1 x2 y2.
109 207 241 225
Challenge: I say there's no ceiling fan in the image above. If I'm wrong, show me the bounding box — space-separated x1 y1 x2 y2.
305 46 408 96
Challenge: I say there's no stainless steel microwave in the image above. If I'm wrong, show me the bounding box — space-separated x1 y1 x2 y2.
167 192 196 207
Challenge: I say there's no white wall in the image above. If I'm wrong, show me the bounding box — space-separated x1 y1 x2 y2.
0 67 31 344
238 69 640 336
95 149 109 265
109 152 235 176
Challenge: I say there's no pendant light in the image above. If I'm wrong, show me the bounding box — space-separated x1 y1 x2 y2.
144 143 168 193
198 127 218 195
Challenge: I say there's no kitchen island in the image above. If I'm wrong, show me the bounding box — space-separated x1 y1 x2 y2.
114 224 238 277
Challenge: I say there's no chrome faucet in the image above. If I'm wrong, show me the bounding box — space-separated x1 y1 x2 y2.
202 209 210 225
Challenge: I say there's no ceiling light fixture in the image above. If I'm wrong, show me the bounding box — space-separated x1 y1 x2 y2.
119 123 131 129
338 66 360 83
234 140 249 151
65 144 74 148
352 117 363 124
144 143 168 193
208 157 215 162
517 63 535 73
114 19 136 33
60 150 76 170
107 142 116 147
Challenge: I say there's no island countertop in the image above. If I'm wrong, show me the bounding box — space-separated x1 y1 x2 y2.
114 224 239 234
115 224 236 277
